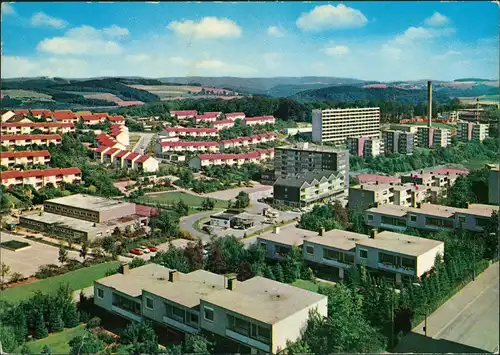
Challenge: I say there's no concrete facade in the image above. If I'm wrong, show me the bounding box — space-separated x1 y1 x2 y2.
488 164 499 205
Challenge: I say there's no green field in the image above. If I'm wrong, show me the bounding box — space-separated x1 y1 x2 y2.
291 279 319 292
1 261 120 303
16 325 87 354
1 89 54 101
138 191 227 214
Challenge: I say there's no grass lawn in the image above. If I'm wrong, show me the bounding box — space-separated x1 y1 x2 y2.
3 192 23 208
0 239 30 250
1 261 120 303
16 325 86 354
292 279 319 293
138 191 227 213
128 134 141 149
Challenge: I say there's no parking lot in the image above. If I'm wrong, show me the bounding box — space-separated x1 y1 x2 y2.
1 233 82 277
128 238 193 261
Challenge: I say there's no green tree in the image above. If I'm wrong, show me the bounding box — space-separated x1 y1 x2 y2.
79 241 89 261
175 199 189 216
0 325 19 352
234 191 250 209
129 258 147 269
286 339 311 355
34 312 48 339
48 309 64 333
263 264 276 280
151 245 190 273
275 263 285 283
69 332 104 355
62 304 79 328
183 334 212 355
58 246 69 265
19 343 33 355
0 262 11 289
183 240 205 271
41 345 52 355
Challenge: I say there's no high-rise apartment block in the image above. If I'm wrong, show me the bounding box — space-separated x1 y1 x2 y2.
457 122 489 142
274 143 349 190
417 127 451 148
312 107 380 145
382 130 414 155
347 137 383 157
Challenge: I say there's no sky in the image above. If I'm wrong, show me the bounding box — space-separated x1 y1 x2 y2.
1 1 498 81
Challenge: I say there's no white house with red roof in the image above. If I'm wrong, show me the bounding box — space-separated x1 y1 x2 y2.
156 141 219 156
108 115 126 125
1 134 62 148
1 150 51 168
0 122 75 135
219 133 276 151
109 124 130 146
170 110 198 119
29 109 52 119
51 110 77 123
212 119 234 130
96 133 127 150
244 115 275 126
162 127 219 138
94 146 158 172
189 148 274 170
1 167 82 190
225 112 246 121
81 113 109 125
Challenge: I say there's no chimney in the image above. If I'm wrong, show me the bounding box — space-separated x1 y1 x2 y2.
417 202 422 209
169 270 180 282
120 262 129 275
319 227 325 236
427 81 432 128
370 229 377 239
273 226 280 234
227 277 237 291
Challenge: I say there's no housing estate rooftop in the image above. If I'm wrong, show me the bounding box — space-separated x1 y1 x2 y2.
45 194 135 211
202 276 327 324
367 203 498 219
355 231 443 257
277 142 347 153
257 224 317 246
305 229 370 251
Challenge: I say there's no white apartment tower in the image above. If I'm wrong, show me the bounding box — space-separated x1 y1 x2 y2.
312 107 380 145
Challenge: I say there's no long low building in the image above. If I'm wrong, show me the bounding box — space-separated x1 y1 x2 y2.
257 224 444 283
365 203 498 233
212 119 235 130
1 134 62 148
189 149 274 170
156 141 219 155
170 110 198 119
219 133 277 151
225 112 246 121
243 116 275 126
1 167 82 189
94 146 159 172
0 122 75 135
162 127 219 138
1 150 51 168
94 263 327 354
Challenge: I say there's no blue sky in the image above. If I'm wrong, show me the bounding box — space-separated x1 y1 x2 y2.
1 2 498 81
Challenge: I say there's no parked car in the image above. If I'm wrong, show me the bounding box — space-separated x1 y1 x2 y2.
129 248 143 256
139 246 151 254
147 245 158 252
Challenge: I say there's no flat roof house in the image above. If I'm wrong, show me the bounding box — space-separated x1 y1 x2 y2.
257 224 317 260
94 263 327 354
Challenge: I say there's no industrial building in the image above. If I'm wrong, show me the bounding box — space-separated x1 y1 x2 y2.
312 107 380 145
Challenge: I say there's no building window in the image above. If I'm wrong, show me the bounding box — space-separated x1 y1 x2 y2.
260 241 267 248
359 249 368 259
97 288 104 299
458 216 466 224
305 246 314 255
323 248 341 261
409 214 417 222
367 214 374 221
204 307 214 322
275 245 290 257
145 296 154 310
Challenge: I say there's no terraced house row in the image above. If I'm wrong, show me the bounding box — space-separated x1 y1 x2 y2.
1 167 82 190
0 150 51 168
94 263 327 354
188 149 275 170
1 109 125 125
0 122 75 135
0 134 62 148
94 146 159 172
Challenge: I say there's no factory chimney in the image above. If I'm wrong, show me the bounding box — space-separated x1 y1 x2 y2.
427 81 432 127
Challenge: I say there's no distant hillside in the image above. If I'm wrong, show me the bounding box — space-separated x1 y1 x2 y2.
454 78 496 82
159 76 366 95
290 85 451 104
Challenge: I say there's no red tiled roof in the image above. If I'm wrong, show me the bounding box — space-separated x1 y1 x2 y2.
30 110 52 116
135 204 159 217
171 110 197 116
82 114 107 121
0 134 61 141
356 174 399 184
135 155 150 163
1 167 81 180
124 152 140 161
429 168 469 176
1 150 50 158
52 110 75 120
1 122 74 128
225 112 245 117
14 110 29 115
245 116 275 122
195 114 217 120
213 119 233 125
204 112 222 116
198 151 262 161
103 148 120 156
160 141 218 147
96 133 119 147
165 127 218 133
114 150 130 158
94 146 110 153
108 115 125 121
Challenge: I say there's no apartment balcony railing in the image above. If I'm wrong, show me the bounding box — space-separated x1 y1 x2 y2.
225 329 270 353
162 316 198 334
377 262 416 275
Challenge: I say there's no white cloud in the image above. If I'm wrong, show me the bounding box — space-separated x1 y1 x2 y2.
392 26 454 45
1 2 15 16
296 4 367 31
194 59 256 75
380 44 403 60
168 17 242 39
425 12 450 27
125 54 150 62
103 25 129 38
267 26 285 37
435 50 461 60
324 45 350 56
30 12 68 29
1 56 90 78
36 25 128 55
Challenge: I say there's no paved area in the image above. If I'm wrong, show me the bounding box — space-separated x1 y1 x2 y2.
180 211 217 243
394 262 499 353
127 238 193 260
132 132 156 154
1 233 82 277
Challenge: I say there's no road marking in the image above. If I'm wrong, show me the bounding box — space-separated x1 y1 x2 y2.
433 276 499 339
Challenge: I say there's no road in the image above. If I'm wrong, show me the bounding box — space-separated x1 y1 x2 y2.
394 262 499 353
132 132 156 155
180 211 216 244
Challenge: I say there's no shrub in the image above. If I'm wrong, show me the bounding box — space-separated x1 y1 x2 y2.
9 272 24 283
86 317 101 329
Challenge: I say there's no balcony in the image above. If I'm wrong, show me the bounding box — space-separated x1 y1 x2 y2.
162 316 198 334
111 305 142 322
377 262 416 276
225 329 270 352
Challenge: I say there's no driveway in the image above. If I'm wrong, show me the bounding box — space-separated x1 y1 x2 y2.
1 232 83 277
132 132 156 154
179 211 216 244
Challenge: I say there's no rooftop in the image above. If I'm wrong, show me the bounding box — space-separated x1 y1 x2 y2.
2 167 80 179
351 183 393 192
274 170 342 188
45 194 135 212
355 231 443 257
355 174 399 184
277 142 347 154
257 224 317 246
366 205 408 217
305 229 370 251
202 276 326 324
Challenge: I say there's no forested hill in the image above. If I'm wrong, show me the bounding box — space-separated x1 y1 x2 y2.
290 85 451 104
